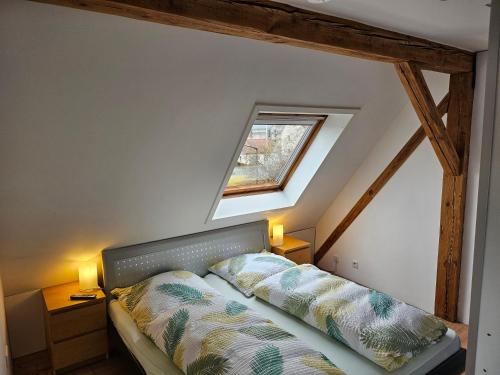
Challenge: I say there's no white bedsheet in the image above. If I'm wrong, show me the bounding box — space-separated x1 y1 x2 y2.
108 273 461 375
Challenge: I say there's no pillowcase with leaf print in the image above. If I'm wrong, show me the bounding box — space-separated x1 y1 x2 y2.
111 270 347 375
208 251 296 297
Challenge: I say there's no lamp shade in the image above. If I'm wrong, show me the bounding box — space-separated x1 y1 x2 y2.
78 261 98 291
272 224 284 246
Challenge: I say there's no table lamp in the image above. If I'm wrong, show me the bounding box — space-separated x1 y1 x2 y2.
272 224 284 246
78 261 99 291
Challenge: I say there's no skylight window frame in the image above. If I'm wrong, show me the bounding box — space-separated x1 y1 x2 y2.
223 113 327 198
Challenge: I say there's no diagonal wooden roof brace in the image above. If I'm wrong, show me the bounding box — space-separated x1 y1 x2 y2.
395 62 461 176
314 94 451 264
315 69 473 322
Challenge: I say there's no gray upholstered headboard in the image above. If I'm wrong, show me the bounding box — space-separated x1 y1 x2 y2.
102 220 270 295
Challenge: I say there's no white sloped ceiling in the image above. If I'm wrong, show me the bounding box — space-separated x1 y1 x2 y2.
279 0 490 51
0 0 409 295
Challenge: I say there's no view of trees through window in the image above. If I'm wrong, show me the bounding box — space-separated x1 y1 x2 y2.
225 114 325 195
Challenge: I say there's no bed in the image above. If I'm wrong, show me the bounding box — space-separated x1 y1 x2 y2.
102 220 465 375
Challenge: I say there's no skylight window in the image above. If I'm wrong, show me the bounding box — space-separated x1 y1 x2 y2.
224 113 327 196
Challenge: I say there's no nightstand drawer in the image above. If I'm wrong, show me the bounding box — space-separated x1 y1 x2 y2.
52 329 108 370
284 247 312 265
49 301 106 342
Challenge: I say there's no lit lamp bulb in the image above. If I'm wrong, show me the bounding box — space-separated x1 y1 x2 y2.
78 261 98 291
272 224 284 246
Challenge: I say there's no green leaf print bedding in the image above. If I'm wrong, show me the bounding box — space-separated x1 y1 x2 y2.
253 265 448 372
112 270 346 375
208 251 297 297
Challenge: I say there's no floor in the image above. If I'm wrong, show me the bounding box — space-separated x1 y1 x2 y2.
444 320 469 375
13 321 469 375
444 320 469 350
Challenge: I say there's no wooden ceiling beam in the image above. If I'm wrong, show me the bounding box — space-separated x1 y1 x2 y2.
395 62 461 176
315 94 450 264
31 0 474 73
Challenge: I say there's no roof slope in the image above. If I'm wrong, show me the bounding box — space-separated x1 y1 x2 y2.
0 0 408 295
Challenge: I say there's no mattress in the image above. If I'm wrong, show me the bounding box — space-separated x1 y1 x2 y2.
108 273 461 375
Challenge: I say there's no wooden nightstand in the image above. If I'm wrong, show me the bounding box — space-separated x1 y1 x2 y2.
42 282 108 373
272 235 312 264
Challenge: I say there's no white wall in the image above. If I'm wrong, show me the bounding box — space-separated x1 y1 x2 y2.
472 56 500 374
467 1 500 372
4 291 46 359
316 61 486 320
0 276 11 375
458 51 488 324
0 0 410 357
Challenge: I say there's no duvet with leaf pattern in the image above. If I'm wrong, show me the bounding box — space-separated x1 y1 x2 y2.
253 264 448 372
112 270 346 375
